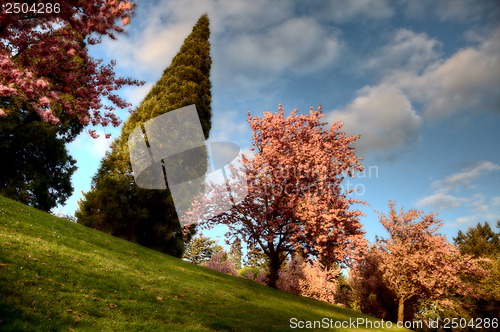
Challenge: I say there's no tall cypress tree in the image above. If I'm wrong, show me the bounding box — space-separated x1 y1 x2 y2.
76 14 212 257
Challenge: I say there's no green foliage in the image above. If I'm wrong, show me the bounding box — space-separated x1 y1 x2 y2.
183 233 223 265
245 245 269 271
0 195 408 331
76 14 212 257
238 266 263 278
0 109 76 212
228 238 243 270
453 221 500 320
454 221 500 258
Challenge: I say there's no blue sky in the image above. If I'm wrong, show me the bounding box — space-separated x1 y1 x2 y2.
57 0 500 244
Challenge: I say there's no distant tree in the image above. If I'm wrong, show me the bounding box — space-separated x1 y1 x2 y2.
183 234 223 265
76 14 212 257
190 105 366 288
202 251 238 276
228 238 243 270
245 244 269 272
454 222 500 319
277 255 339 304
454 222 500 258
0 0 142 131
375 202 485 323
0 109 76 211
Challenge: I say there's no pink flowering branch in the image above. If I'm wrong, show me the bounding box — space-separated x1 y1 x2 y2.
0 0 143 134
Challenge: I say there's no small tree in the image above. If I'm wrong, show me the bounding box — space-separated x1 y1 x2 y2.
277 255 339 304
202 251 238 276
376 202 485 323
228 238 243 270
191 105 367 288
183 234 223 265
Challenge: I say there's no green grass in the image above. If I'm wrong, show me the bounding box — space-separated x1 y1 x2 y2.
0 195 408 331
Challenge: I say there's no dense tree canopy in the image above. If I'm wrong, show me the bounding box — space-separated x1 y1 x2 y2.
454 221 500 319
454 221 500 258
76 14 212 257
0 108 76 211
191 105 366 287
0 0 142 134
374 202 484 323
0 0 143 210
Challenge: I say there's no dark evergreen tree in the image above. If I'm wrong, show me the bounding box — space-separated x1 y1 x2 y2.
76 14 212 257
453 221 500 319
454 222 500 258
0 107 77 211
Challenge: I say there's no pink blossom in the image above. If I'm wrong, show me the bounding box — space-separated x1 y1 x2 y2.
191 105 366 288
39 96 50 106
36 79 49 89
202 252 238 276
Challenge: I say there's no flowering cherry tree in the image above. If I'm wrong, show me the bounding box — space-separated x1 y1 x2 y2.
202 251 238 276
375 202 485 323
190 105 367 288
277 255 340 304
0 0 142 137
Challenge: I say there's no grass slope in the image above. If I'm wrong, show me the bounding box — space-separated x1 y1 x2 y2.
0 195 407 331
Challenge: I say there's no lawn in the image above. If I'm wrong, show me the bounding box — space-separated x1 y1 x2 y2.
0 195 409 331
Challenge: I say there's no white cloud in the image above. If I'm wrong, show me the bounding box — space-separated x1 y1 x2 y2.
121 83 154 108
69 129 113 159
96 0 346 89
417 163 500 223
327 85 422 156
388 27 500 118
432 160 500 193
100 20 195 76
209 109 251 144
223 17 341 76
364 29 441 74
491 196 500 208
416 193 467 210
456 215 479 224
302 0 394 22
333 26 500 158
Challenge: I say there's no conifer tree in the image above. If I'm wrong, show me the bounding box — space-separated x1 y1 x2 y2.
76 14 212 257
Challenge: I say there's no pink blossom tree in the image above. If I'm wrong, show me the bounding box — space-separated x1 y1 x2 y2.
277 255 340 304
0 0 142 137
375 202 486 323
191 105 367 288
202 251 238 276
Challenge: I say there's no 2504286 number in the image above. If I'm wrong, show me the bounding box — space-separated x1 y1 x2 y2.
441 317 499 329
2 2 61 14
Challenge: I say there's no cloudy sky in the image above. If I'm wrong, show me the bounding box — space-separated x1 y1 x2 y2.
59 0 500 243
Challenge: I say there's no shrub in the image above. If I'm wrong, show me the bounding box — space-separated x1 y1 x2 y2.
202 251 238 276
277 255 339 304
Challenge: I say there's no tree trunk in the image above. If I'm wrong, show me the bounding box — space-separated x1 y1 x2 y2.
267 254 281 288
397 297 405 324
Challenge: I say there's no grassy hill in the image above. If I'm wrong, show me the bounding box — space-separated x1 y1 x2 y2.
0 195 408 331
